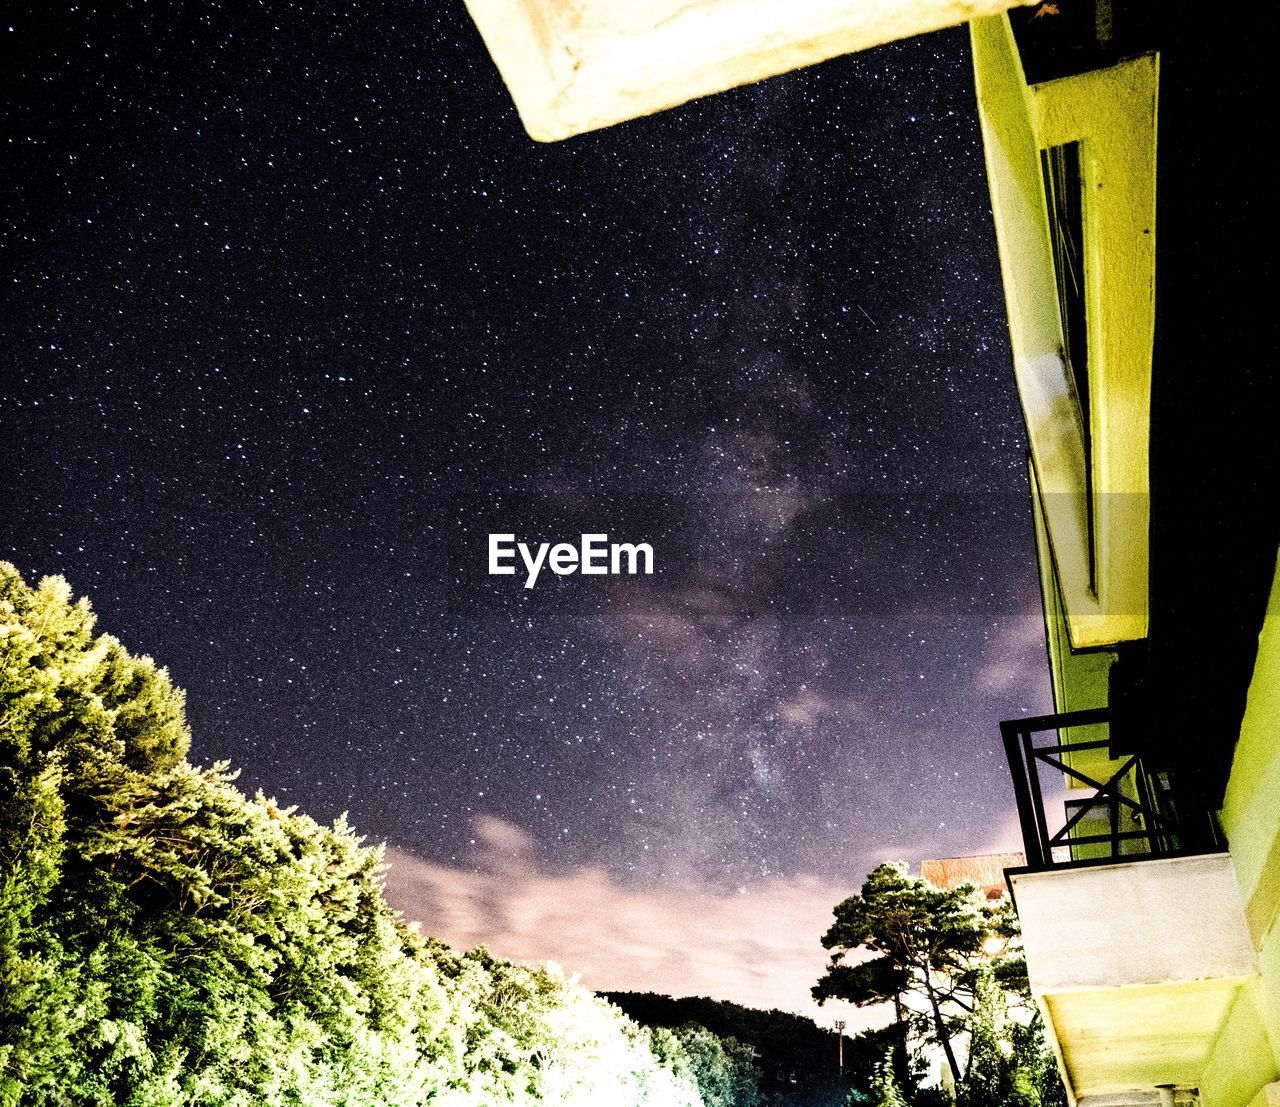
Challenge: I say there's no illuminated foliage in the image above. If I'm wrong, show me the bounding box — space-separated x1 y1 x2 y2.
868 1049 910 1107
0 564 758 1106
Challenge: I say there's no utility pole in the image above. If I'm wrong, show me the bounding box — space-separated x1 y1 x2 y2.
834 1019 847 1074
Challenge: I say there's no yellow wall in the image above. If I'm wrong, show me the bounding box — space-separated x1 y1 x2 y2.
1206 552 1280 1105
1201 982 1277 1107
971 14 1091 645
971 15 1154 651
1029 459 1115 791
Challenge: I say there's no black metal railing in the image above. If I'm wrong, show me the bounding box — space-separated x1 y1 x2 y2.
1001 707 1211 870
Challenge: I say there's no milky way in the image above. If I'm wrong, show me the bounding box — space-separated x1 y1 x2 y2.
3 2 1049 902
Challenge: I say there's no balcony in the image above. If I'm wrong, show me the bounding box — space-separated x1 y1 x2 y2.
1001 708 1256 1099
1001 706 1223 870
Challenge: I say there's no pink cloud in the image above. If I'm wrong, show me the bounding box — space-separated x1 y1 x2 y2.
382 819 883 1032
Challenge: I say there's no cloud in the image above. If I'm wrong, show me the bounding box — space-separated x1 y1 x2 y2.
382 819 882 1031
597 585 737 666
474 813 535 856
776 687 858 726
975 605 1048 695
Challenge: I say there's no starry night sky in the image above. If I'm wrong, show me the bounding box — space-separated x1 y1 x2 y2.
3 1 1050 949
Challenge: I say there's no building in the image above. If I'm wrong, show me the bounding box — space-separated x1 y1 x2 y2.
971 5 1277 1103
921 852 1025 900
462 0 1277 1101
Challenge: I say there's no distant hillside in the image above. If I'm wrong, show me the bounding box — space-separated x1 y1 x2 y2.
604 992 898 1106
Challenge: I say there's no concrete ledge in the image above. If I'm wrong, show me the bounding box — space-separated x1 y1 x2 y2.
1010 853 1257 994
465 0 1028 141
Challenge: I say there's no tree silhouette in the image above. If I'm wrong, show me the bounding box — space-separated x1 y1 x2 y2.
812 863 1019 1088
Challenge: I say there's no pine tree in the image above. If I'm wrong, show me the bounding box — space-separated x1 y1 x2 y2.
813 863 1017 1088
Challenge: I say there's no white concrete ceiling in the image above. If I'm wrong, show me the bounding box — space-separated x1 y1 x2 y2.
464 0 1029 141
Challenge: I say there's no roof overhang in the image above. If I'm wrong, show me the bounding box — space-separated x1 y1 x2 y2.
465 0 1029 142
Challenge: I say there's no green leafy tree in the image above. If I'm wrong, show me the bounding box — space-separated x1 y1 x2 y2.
0 564 759 1106
608 990 878 1106
954 968 1068 1107
866 1048 910 1107
958 965 1009 1106
812 863 1020 1089
1006 1014 1067 1107
666 1024 761 1107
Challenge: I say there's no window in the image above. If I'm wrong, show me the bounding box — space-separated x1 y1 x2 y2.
1041 140 1095 590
